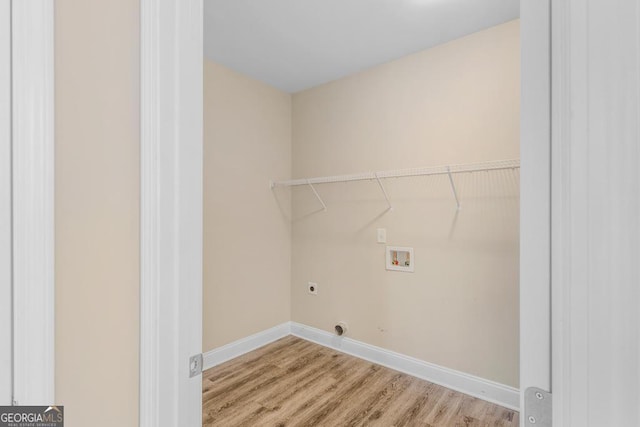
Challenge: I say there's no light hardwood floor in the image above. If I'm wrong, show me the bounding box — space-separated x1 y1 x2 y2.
203 336 519 427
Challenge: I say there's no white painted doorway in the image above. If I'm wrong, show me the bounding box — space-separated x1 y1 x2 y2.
0 0 12 405
139 1 553 426
551 0 640 425
139 1 203 426
0 0 54 407
520 0 552 425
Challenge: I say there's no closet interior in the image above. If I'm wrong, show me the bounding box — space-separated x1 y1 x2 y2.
202 2 520 425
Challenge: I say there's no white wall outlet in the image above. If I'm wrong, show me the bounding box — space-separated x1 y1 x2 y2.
308 282 318 295
377 228 387 243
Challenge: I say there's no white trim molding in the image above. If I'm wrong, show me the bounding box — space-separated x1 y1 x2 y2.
10 0 55 406
519 0 551 421
140 0 203 426
0 0 12 406
203 323 292 370
551 0 640 425
290 323 519 411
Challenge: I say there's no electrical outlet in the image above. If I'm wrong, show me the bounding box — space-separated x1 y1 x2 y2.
377 228 387 243
308 282 318 295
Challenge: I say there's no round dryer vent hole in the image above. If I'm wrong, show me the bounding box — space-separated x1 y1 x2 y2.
334 322 348 336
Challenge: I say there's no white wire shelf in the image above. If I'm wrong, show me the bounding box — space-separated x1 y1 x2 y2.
270 158 520 211
271 159 520 187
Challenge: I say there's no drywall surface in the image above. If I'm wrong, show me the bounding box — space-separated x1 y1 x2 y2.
203 60 292 351
55 0 140 426
291 20 520 387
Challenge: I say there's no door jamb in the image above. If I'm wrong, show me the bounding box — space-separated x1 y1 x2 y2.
139 1 204 426
520 0 552 423
9 0 55 406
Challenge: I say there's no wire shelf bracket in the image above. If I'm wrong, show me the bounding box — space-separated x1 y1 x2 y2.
374 172 394 212
446 166 461 211
307 180 327 211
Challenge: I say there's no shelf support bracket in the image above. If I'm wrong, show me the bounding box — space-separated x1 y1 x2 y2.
307 180 327 211
374 173 393 212
447 166 461 210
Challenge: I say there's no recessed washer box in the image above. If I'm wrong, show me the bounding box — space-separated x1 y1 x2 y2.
385 246 414 272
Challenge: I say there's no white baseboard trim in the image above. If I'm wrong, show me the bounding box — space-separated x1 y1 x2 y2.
202 322 292 370
202 321 519 410
290 322 520 411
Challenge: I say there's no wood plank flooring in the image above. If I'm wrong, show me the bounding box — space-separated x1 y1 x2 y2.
203 336 518 427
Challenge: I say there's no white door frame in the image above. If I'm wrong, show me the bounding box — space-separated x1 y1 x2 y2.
139 0 203 426
1 0 55 406
140 2 551 427
550 0 640 425
0 0 12 405
520 0 552 423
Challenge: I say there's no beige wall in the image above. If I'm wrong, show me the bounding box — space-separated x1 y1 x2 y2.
203 60 292 351
291 21 520 387
55 0 140 426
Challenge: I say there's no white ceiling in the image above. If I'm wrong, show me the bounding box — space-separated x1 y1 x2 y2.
204 0 519 93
